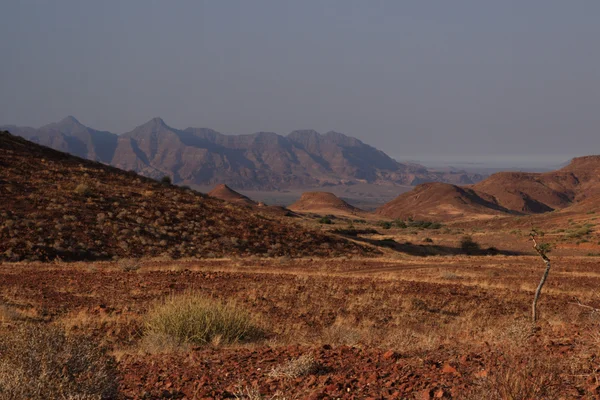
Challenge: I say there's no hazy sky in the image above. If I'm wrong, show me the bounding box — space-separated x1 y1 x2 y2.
1 1 599 163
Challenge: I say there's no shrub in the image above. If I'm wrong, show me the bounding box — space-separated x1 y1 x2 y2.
73 183 91 196
460 235 480 255
0 324 118 399
378 221 392 229
423 237 433 243
394 219 407 228
144 292 262 347
160 175 172 185
318 217 332 224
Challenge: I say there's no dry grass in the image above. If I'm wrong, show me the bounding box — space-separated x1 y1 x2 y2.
268 354 319 379
0 324 118 399
465 355 564 400
144 291 263 348
234 383 292 399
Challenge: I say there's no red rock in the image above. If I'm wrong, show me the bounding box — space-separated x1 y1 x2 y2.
417 389 432 400
434 388 445 398
383 350 400 360
441 364 458 375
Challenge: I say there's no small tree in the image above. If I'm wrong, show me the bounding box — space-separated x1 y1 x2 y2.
160 176 172 185
530 229 552 323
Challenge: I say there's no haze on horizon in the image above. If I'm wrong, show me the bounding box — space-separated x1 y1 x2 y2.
1 1 599 166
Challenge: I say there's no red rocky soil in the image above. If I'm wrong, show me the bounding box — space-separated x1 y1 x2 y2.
2 258 600 398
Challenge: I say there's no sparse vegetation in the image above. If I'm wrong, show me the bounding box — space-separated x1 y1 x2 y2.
144 292 263 347
160 175 172 185
378 221 392 229
0 324 118 399
392 219 443 229
318 216 333 224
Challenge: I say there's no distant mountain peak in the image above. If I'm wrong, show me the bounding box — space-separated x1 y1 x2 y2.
59 115 82 125
134 117 171 131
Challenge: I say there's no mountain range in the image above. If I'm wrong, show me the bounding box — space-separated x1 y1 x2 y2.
1 117 483 190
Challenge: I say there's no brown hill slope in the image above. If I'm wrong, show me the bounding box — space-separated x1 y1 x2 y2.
472 172 576 213
379 155 600 221
376 182 514 220
1 117 484 189
288 192 364 215
208 184 256 206
0 131 376 262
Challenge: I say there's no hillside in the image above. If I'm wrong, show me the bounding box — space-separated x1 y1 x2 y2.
376 182 514 220
378 155 600 221
0 131 376 262
1 117 484 190
288 191 364 216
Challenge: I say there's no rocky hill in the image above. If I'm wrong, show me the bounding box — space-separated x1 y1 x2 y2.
208 184 256 206
2 117 484 190
0 131 377 262
378 155 600 221
288 192 365 215
376 182 514 220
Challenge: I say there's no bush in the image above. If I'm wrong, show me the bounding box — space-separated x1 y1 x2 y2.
394 219 407 228
423 237 433 243
378 221 392 229
318 217 332 224
460 235 480 255
144 292 262 347
160 175 172 185
0 324 118 399
73 183 91 196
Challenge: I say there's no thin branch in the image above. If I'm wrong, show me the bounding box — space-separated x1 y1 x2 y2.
569 298 600 313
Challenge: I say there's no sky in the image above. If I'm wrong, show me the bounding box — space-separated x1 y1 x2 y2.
1 1 599 166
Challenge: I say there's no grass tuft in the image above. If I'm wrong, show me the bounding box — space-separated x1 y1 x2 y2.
268 354 319 379
144 292 263 347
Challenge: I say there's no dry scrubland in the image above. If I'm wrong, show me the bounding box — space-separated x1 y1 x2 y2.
2 227 600 399
3 130 600 398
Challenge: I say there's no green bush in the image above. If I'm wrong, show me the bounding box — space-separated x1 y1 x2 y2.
0 324 118 399
318 217 333 224
160 175 172 185
145 293 262 346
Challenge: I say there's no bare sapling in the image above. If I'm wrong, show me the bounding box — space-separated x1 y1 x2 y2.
530 229 552 323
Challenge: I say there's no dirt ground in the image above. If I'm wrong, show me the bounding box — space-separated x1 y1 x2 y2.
2 250 600 399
